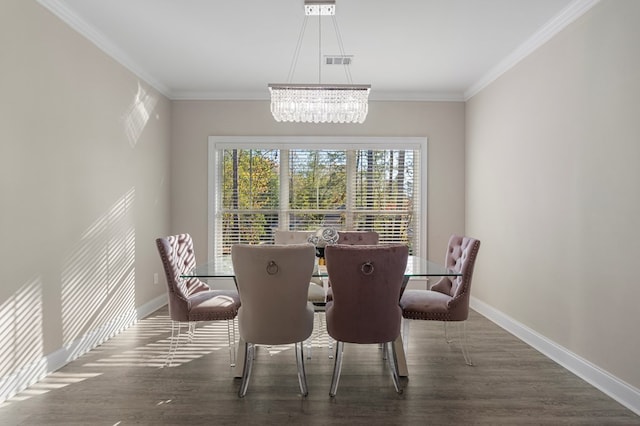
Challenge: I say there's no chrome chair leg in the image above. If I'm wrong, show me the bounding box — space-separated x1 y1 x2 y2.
328 337 334 359
329 341 344 397
295 342 309 397
238 342 254 398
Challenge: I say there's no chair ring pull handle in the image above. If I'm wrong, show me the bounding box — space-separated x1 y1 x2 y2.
361 261 374 275
266 260 279 275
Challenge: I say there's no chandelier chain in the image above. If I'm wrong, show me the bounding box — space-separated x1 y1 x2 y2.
318 14 322 84
331 15 353 84
287 15 309 83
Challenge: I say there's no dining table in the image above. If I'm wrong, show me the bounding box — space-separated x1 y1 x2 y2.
181 254 461 378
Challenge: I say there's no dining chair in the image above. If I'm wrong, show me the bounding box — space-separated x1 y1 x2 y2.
273 229 328 359
156 233 241 367
337 230 379 245
399 235 481 366
326 231 379 301
324 243 409 396
273 230 325 303
231 243 316 398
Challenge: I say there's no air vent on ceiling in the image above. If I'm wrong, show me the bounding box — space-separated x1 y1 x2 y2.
325 55 353 65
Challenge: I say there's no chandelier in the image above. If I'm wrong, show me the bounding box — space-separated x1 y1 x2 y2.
268 0 371 124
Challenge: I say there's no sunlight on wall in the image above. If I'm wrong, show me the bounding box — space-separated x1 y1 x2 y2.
123 82 158 148
0 278 44 400
61 188 136 359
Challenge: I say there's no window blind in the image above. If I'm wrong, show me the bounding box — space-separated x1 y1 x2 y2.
211 137 424 256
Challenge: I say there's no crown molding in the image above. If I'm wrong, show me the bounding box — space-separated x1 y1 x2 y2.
369 91 465 102
464 0 601 101
36 0 171 98
170 90 269 101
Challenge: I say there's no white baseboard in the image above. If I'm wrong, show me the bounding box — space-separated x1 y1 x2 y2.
0 294 167 403
470 296 640 416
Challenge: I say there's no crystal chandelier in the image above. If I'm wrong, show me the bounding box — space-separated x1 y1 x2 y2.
269 0 371 124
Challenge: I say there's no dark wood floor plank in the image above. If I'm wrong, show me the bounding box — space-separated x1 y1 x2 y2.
0 308 637 425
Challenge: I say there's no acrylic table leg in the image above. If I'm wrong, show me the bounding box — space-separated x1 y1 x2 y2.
393 334 409 377
393 275 410 377
233 337 246 378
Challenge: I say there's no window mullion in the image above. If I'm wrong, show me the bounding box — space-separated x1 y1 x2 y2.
280 149 289 229
345 150 356 230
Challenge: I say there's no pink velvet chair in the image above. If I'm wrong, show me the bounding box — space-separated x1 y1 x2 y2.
156 234 241 366
400 235 481 365
232 243 316 397
324 243 409 396
326 231 379 302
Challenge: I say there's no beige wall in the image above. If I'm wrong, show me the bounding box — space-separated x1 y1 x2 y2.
170 100 466 262
466 0 640 390
0 0 170 394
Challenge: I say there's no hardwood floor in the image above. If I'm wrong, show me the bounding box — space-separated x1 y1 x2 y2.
0 307 637 425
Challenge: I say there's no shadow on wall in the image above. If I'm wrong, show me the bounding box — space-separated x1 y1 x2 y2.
0 188 139 402
62 187 137 356
0 277 45 401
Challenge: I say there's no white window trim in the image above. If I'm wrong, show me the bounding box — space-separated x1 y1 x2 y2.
207 136 428 259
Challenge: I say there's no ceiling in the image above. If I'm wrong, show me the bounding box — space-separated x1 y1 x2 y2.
38 0 595 101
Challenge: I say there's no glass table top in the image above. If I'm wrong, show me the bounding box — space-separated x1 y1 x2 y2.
181 255 460 278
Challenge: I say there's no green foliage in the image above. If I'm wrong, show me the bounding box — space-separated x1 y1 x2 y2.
222 149 279 210
289 150 347 210
220 148 416 249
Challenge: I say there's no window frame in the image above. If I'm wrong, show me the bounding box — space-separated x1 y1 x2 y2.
208 136 428 259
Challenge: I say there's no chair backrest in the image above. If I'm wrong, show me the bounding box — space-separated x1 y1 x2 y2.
156 233 210 321
431 235 480 306
274 230 322 286
324 244 408 344
337 231 379 245
273 230 314 245
232 244 316 345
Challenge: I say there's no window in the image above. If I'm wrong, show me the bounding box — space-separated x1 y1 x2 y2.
209 137 427 257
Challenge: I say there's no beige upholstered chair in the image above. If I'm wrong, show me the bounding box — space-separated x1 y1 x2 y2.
156 234 241 367
273 230 324 303
274 230 327 359
272 230 314 245
324 244 409 396
231 243 316 398
337 230 379 245
400 235 481 365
